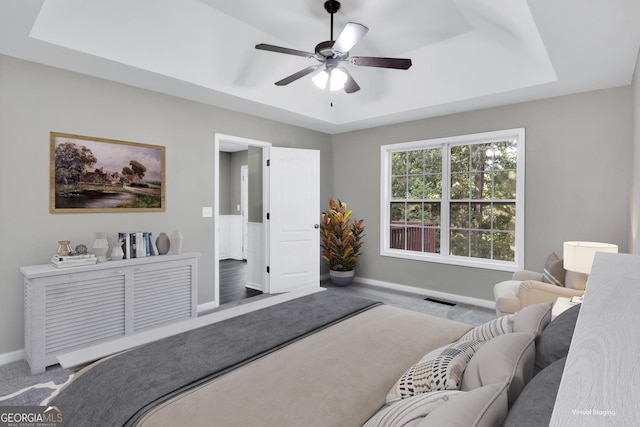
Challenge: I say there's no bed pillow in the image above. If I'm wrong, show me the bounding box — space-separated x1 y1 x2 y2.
513 302 552 336
541 252 565 286
363 390 464 427
422 381 510 427
534 303 580 375
458 314 515 341
502 357 566 427
461 332 536 406
386 340 484 403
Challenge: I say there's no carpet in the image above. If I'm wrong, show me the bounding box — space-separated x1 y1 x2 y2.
0 374 73 406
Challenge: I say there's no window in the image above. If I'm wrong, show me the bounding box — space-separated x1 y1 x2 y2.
381 129 524 271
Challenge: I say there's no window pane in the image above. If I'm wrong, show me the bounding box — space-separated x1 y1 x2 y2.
424 174 441 199
493 203 516 231
493 231 515 261
408 150 425 174
450 230 469 256
389 226 406 250
494 140 517 170
391 176 407 199
470 231 491 258
450 202 469 228
423 202 441 227
469 202 492 230
425 227 441 254
494 170 516 199
450 145 469 172
390 202 406 224
407 202 423 224
405 227 423 252
408 176 424 200
392 152 406 175
425 149 442 173
472 143 491 172
471 171 491 200
450 172 470 199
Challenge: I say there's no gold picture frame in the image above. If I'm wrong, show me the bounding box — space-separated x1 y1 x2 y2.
50 132 165 213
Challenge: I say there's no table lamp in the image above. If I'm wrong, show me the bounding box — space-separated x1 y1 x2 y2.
563 241 618 274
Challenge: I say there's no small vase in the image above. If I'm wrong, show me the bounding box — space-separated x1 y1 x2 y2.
329 270 355 286
57 240 72 256
92 232 109 263
171 230 183 255
109 245 124 261
156 233 170 255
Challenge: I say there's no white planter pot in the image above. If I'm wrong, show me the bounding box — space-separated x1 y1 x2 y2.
329 270 355 286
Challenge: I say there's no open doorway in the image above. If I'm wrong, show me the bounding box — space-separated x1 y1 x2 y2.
214 134 270 308
214 134 321 310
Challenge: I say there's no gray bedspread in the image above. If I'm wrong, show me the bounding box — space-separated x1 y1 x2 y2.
51 290 380 427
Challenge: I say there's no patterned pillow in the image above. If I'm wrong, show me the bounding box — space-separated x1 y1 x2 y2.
386 340 485 403
541 252 565 286
364 390 464 427
458 314 515 341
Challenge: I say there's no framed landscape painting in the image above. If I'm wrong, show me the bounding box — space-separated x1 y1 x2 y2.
50 132 165 213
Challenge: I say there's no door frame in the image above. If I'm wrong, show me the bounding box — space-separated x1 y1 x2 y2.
214 134 271 307
241 164 249 261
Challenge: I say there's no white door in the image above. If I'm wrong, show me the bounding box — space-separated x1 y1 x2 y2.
267 147 320 293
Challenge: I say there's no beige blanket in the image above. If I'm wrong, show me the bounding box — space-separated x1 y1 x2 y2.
138 305 472 427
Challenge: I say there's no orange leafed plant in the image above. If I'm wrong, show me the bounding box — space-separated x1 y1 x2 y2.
320 198 365 271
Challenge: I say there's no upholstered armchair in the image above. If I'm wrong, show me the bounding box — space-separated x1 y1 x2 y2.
493 269 586 317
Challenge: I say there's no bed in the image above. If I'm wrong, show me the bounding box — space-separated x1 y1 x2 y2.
50 289 551 427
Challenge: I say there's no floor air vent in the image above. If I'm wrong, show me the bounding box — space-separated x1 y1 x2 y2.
424 297 456 306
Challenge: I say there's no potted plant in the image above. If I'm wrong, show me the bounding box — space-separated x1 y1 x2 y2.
320 198 365 286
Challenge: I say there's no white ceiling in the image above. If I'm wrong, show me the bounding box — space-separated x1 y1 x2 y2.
1 0 639 134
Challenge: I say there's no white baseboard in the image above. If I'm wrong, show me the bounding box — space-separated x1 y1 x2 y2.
0 349 25 366
353 276 495 310
197 301 219 314
245 282 263 291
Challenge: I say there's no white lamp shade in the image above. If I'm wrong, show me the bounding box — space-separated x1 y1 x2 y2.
329 68 347 91
312 68 347 91
563 241 618 274
312 70 329 89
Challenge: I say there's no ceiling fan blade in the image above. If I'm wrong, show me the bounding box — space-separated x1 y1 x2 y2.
255 43 315 59
333 22 369 53
342 69 360 94
275 65 321 86
351 56 412 70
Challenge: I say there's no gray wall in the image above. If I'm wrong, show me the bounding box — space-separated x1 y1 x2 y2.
0 52 636 357
248 146 263 223
0 55 333 356
332 87 633 301
632 47 640 254
219 150 248 215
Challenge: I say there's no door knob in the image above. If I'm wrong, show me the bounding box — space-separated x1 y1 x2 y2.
314 224 320 229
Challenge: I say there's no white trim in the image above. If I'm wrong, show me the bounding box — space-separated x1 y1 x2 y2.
197 300 219 314
214 133 272 306
353 276 496 310
0 349 25 366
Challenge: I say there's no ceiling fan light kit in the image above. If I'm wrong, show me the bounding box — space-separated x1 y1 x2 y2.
255 0 412 94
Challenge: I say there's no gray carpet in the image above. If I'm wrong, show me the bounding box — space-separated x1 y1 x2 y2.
0 280 495 405
322 279 496 327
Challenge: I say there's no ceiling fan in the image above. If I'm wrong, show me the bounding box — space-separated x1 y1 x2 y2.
255 0 412 94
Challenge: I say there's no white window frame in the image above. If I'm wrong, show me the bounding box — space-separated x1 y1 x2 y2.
380 128 525 272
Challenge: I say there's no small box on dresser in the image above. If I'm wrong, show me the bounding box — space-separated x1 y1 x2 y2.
21 253 200 374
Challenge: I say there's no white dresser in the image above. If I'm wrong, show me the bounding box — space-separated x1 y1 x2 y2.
21 253 199 374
